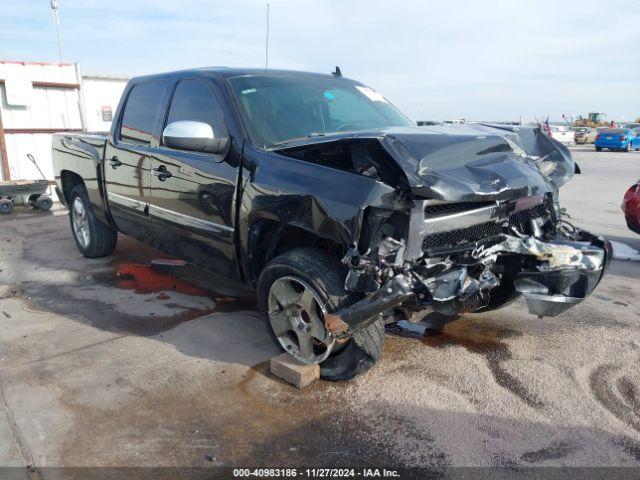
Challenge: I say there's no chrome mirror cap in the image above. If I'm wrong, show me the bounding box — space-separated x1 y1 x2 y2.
162 120 228 154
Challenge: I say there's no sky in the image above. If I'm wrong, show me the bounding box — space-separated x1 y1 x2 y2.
2 0 639 122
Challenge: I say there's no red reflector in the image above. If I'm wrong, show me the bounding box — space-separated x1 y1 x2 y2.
621 136 627 141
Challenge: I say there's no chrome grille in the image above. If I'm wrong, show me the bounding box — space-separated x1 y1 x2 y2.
422 202 551 252
424 201 495 218
508 203 550 233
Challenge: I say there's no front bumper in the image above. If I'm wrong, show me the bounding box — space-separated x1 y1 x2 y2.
512 232 611 316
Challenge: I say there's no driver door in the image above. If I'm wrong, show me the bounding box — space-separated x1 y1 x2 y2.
148 78 241 278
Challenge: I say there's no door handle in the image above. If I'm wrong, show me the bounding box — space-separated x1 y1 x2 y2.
152 165 172 182
108 157 122 169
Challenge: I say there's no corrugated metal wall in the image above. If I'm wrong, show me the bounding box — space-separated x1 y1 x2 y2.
0 61 128 195
0 61 83 184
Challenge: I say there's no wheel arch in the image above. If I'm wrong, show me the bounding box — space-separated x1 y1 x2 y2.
247 219 347 286
59 170 85 204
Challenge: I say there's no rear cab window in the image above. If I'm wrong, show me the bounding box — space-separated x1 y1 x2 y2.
119 81 165 145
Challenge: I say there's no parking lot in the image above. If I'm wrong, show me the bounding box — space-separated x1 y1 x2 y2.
1 146 639 471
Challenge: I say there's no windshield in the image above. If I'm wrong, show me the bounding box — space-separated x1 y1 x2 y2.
228 75 414 148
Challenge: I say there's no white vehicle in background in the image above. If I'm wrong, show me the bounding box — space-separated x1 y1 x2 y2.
549 125 575 145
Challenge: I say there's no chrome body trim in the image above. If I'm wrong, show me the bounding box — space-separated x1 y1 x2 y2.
107 192 234 235
107 192 146 213
148 203 234 234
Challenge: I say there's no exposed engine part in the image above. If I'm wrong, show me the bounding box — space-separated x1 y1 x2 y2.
342 235 406 293
326 274 414 338
409 266 500 315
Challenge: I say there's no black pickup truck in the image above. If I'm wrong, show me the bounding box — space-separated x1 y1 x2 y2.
53 68 611 380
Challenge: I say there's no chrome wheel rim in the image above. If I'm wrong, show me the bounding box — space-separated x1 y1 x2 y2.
267 276 334 364
71 197 90 249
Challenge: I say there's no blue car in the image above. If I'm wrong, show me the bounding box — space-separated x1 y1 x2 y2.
595 128 640 152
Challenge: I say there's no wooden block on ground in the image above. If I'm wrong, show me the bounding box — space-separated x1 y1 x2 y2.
270 353 319 388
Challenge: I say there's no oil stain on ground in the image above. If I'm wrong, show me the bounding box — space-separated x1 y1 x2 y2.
387 314 544 409
520 441 575 463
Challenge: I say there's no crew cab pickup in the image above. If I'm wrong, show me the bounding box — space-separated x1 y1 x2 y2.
53 68 611 380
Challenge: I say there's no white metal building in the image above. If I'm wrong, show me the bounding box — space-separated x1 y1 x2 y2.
0 60 128 189
81 74 129 132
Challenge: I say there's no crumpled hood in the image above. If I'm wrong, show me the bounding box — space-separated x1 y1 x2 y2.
275 123 575 202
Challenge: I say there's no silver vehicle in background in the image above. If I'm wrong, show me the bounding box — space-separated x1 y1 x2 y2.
574 127 597 144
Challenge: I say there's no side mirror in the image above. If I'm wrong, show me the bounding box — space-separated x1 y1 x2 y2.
162 120 229 154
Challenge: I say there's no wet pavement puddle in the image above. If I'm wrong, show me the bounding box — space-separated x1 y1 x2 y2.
18 255 257 335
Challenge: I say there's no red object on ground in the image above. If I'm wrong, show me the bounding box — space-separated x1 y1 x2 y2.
115 262 211 297
622 180 640 234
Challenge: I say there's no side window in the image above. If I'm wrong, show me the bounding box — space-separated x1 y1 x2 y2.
119 81 165 145
164 79 226 142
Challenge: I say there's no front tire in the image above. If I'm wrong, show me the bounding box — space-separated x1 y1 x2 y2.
595 147 602 151
258 248 384 381
68 185 117 258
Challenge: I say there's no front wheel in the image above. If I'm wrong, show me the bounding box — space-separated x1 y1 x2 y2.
258 248 385 381
595 147 602 151
68 185 117 258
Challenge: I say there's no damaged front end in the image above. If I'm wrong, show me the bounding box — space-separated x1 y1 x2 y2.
327 193 611 339
288 124 614 339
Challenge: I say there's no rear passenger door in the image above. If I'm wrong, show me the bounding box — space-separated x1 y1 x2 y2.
148 78 240 278
104 80 165 241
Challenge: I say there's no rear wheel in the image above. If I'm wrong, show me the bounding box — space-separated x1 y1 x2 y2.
0 198 13 215
595 147 602 151
68 185 117 258
258 248 385 381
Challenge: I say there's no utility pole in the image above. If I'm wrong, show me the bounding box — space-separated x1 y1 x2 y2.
265 3 270 71
51 0 63 63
